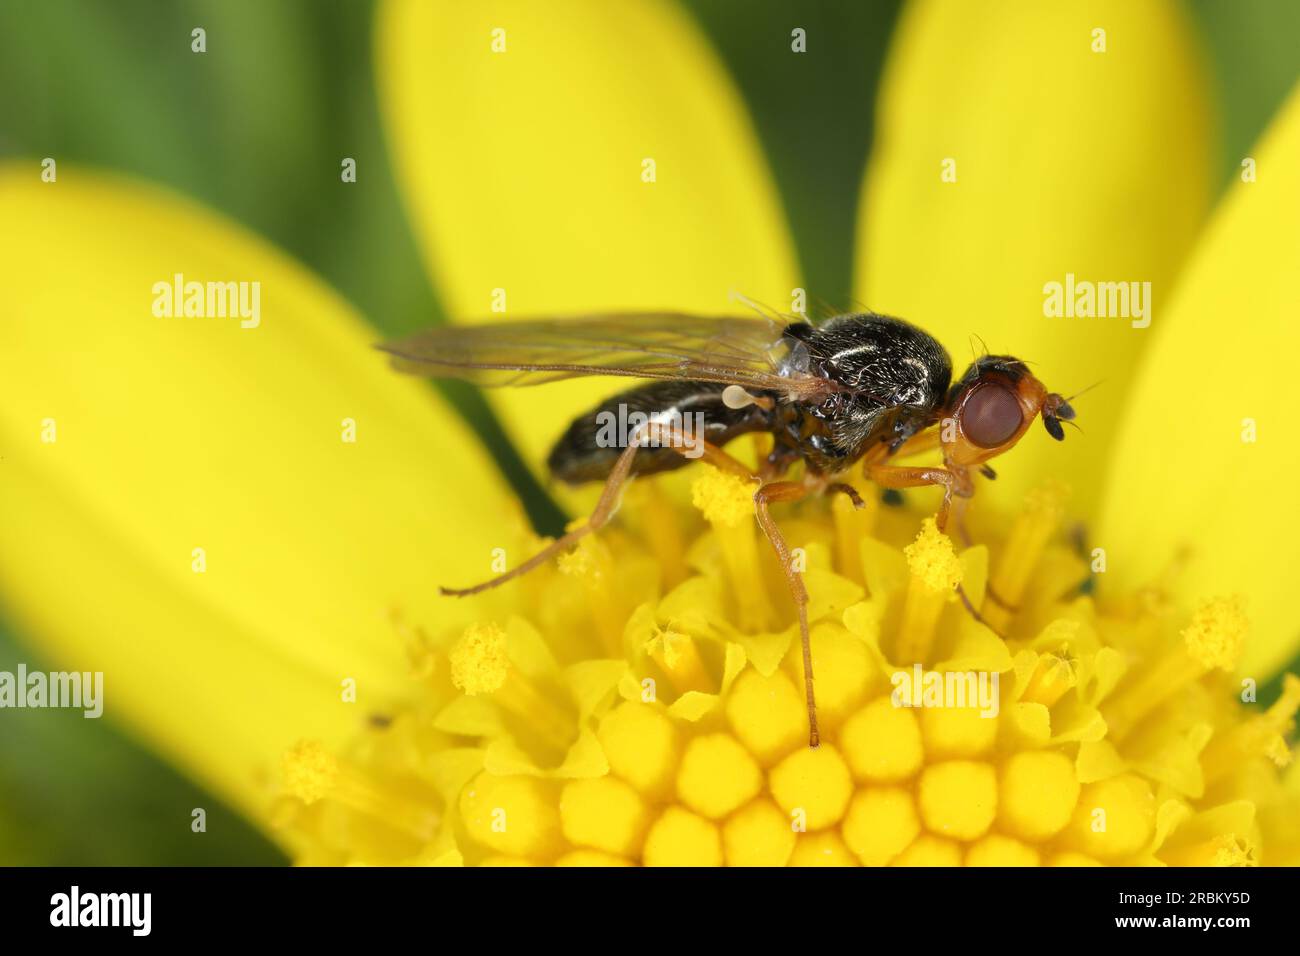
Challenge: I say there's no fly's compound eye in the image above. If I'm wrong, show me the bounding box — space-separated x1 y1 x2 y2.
961 383 1023 448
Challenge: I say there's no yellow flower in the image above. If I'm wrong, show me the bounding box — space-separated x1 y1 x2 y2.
275 470 1300 866
2 0 1299 867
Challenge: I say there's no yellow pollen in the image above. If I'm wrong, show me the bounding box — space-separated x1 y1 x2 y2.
691 466 755 527
896 517 960 665
904 516 963 592
282 740 439 841
1106 597 1248 742
450 623 509 695
450 623 576 753
283 739 338 804
691 466 773 631
1181 595 1248 671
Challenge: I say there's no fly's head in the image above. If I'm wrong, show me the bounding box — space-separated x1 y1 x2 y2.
942 355 1076 468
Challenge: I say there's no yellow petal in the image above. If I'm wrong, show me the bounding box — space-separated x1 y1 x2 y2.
855 0 1211 518
377 0 800 471
0 166 516 821
1096 85 1300 679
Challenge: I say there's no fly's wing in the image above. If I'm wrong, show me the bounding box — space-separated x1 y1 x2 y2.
378 312 835 401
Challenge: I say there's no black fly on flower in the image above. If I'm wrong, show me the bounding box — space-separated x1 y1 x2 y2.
380 310 1079 748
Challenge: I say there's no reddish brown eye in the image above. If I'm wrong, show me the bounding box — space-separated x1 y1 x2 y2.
962 384 1023 448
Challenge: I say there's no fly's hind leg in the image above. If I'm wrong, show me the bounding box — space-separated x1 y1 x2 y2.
440 423 756 597
752 480 820 748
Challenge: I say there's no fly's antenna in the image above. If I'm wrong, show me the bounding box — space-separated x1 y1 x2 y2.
1064 378 1105 404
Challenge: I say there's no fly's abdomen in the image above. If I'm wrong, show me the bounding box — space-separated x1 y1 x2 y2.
546 381 772 484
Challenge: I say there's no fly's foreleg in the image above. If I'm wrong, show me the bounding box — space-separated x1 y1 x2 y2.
864 461 1000 634
863 462 958 530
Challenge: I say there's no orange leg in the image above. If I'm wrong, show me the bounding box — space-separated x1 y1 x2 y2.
864 461 958 530
864 460 1002 635
441 422 756 597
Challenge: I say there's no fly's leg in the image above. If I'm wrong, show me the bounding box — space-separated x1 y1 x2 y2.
956 581 1004 637
863 462 958 530
948 491 974 548
824 482 865 510
863 462 1005 635
752 480 820 748
441 423 756 597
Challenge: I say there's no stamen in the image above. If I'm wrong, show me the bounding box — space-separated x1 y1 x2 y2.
1104 597 1248 742
450 624 577 751
1202 674 1300 780
983 483 1065 633
692 467 774 631
556 528 624 656
1181 595 1248 672
282 740 439 841
896 518 962 665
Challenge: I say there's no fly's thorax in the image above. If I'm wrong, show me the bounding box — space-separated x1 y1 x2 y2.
775 313 952 470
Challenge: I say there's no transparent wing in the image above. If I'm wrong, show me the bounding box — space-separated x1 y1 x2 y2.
378 312 834 399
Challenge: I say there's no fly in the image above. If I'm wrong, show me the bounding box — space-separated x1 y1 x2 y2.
380 311 1079 748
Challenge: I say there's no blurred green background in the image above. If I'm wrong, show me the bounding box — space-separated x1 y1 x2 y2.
0 0 1296 865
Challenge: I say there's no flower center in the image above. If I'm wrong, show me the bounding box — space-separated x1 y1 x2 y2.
273 470 1298 867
